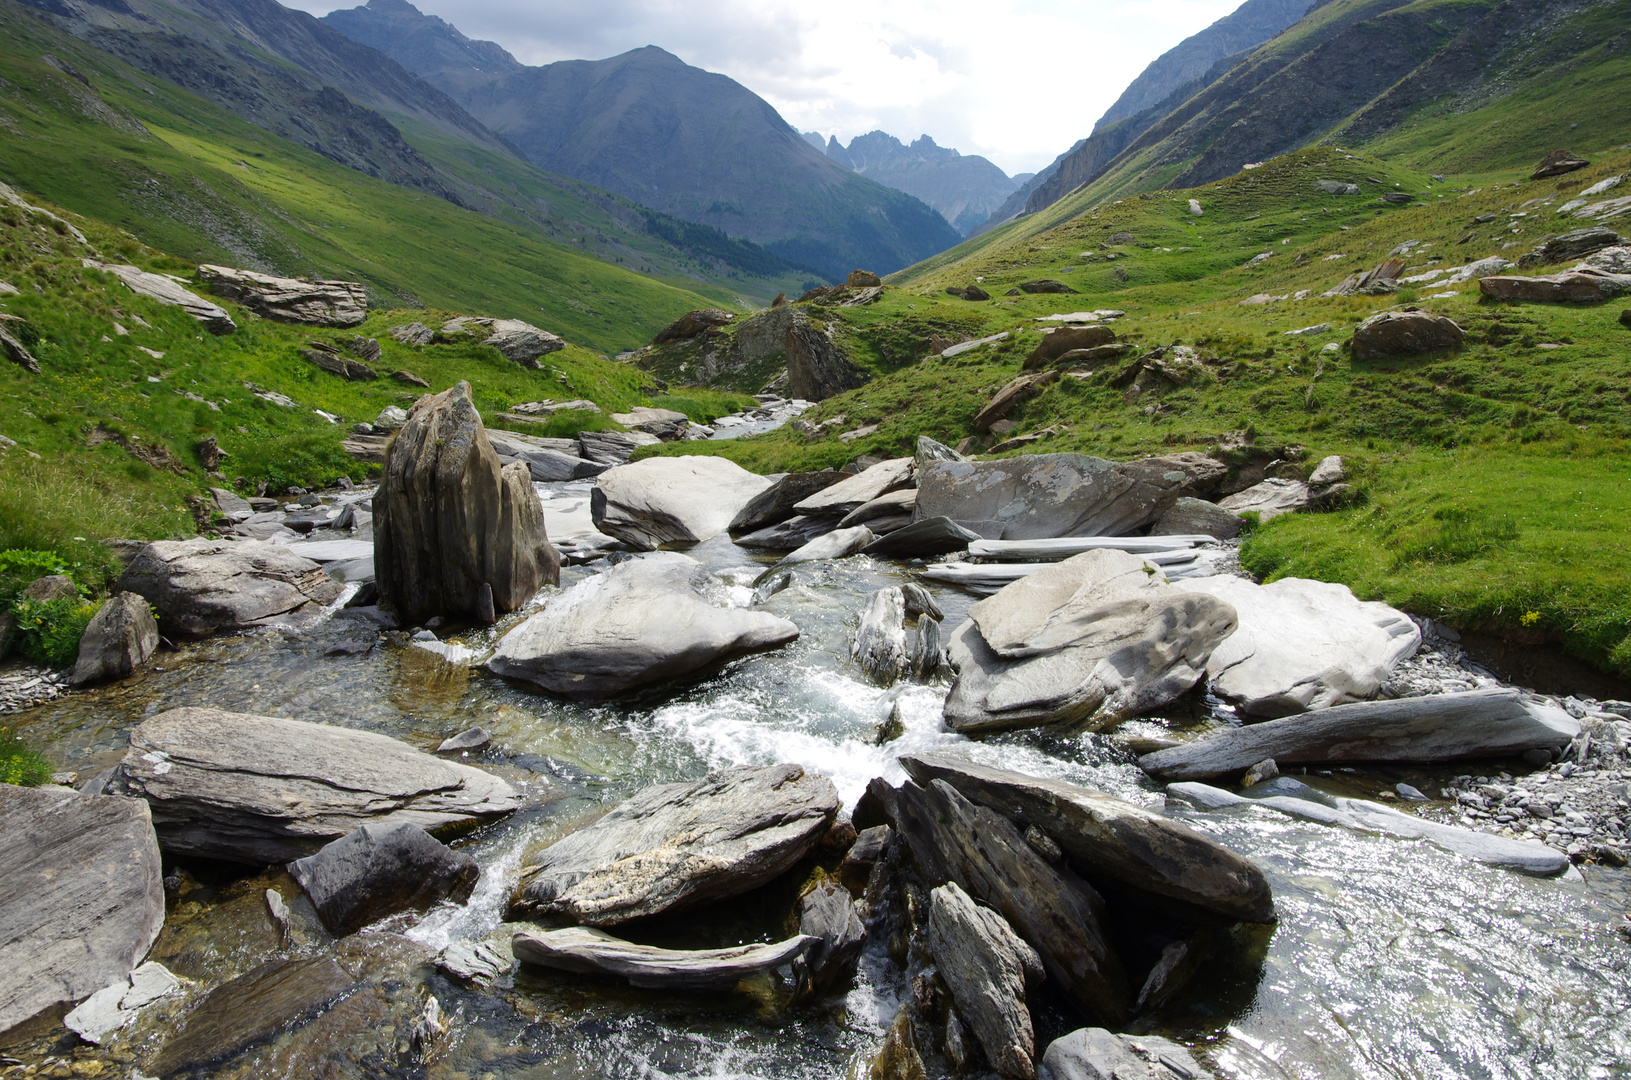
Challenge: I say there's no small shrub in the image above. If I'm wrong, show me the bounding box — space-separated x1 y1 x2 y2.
0 549 68 602
10 597 98 668
0 730 52 787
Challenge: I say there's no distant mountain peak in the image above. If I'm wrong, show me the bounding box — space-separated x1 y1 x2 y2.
822 130 1014 236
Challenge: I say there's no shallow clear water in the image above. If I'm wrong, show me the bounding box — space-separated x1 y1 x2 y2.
8 486 1631 1079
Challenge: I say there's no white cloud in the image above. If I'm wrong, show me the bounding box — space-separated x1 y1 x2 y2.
286 0 1247 174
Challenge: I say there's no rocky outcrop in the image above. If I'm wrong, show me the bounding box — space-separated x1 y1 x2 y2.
901 753 1273 922
483 318 565 365
83 259 236 334
68 591 159 687
488 553 799 699
1141 689 1578 780
592 456 773 549
287 822 480 936
1176 576 1419 716
509 763 839 923
729 470 843 534
914 454 1193 540
1479 268 1631 303
847 270 883 287
943 550 1238 732
1350 309 1463 361
1216 478 1310 521
1518 227 1622 268
513 927 816 990
785 314 868 400
927 881 1043 1079
974 371 1059 432
116 539 342 638
1531 150 1589 179
110 707 522 864
1023 325 1116 370
197 265 368 326
301 344 377 381
0 786 165 1034
373 382 559 624
1040 1028 1215 1080
1151 497 1242 539
653 308 734 344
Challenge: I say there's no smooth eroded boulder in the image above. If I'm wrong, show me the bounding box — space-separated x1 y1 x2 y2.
116 539 342 638
68 591 159 687
1350 309 1463 361
197 264 367 326
111 707 522 864
487 553 799 699
1040 1028 1215 1080
287 822 479 936
914 454 1191 540
513 927 816 991
1216 478 1311 522
927 882 1044 1079
0 786 164 1035
775 525 874 569
1176 575 1420 716
733 514 838 551
509 763 839 924
944 550 1238 732
592 456 773 549
374 381 559 624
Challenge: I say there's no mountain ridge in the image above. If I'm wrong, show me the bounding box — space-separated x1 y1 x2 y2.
819 130 1017 236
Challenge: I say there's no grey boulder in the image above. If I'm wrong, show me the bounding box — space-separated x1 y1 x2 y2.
487 553 799 699
1041 1028 1215 1080
578 429 662 465
792 457 913 518
1151 497 1242 539
83 259 236 334
775 524 874 569
68 591 159 686
116 538 342 638
0 786 165 1034
509 763 839 924
861 515 981 556
839 488 918 527
197 264 367 326
513 927 816 991
483 318 566 366
1216 478 1311 521
110 707 521 864
1350 309 1464 361
926 881 1044 1079
733 514 838 551
1140 688 1578 780
790 880 866 1000
943 550 1238 732
914 454 1192 540
592 456 773 549
728 470 843 534
287 822 479 936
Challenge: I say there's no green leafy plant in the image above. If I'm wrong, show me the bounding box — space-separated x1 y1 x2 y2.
0 549 68 600
0 729 52 787
9 597 99 668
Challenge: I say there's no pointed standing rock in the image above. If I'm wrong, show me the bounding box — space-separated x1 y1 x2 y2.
926 882 1043 1079
69 591 159 686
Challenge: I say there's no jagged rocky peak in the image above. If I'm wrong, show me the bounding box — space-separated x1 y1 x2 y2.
323 0 524 95
822 129 1018 237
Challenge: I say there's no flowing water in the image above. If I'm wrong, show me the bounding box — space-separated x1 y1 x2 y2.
7 482 1631 1079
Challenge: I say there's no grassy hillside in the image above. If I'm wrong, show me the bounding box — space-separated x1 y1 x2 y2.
641 143 1631 676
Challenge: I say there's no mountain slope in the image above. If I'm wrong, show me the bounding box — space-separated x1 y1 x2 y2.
823 131 1017 236
322 0 521 96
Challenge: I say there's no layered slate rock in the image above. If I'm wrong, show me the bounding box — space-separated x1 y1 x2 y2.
592 456 773 549
790 880 866 1000
733 515 838 551
926 882 1044 1079
862 516 981 557
1350 309 1464 361
487 553 799 699
914 454 1192 540
775 525 874 569
374 382 559 624
891 777 1131 1025
729 470 843 534
483 318 565 366
509 763 839 924
792 457 913 519
68 591 159 686
974 371 1059 432
1518 227 1623 268
785 314 867 400
287 822 479 936
901 753 1273 923
111 707 522 864
943 550 1238 733
83 259 236 334
1140 688 1578 780
1478 268 1631 303
197 264 368 327
1023 325 1116 370
513 927 816 991
653 308 734 344
1216 478 1311 522
1176 575 1420 716
578 429 662 465
1041 1028 1215 1080
0 786 165 1034
116 539 342 638
1151 497 1242 540
839 488 918 527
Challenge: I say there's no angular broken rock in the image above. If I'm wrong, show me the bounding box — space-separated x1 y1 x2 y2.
792 457 913 518
111 707 521 864
0 786 165 1034
653 308 734 344
287 822 480 936
512 927 817 991
927 881 1044 1079
1517 226 1623 268
729 470 843 534
733 514 837 551
1350 309 1464 362
1175 575 1420 716
1023 324 1116 370
1151 497 1242 540
592 456 773 549
1041 1027 1216 1080
1216 478 1311 522
914 454 1191 540
785 313 867 400
774 524 874 569
853 586 907 684
83 259 236 334
839 488 918 527
974 370 1059 432
484 318 565 366
1141 688 1577 780
487 553 799 699
197 264 368 327
791 880 866 1000
901 753 1274 923
69 591 159 687
63 961 181 1045
862 516 981 557
116 538 343 638
578 429 662 465
943 550 1238 733
509 763 839 924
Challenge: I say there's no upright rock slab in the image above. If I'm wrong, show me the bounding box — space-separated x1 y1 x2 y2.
197 264 368 327
914 454 1192 540
487 553 799 699
111 707 521 864
68 591 159 686
926 882 1044 1079
729 470 843 534
374 382 559 624
116 539 342 638
592 456 773 549
510 763 839 924
0 786 165 1034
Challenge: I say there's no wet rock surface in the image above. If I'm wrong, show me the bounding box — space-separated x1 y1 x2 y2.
1040 1027 1215 1080
286 821 480 936
513 927 817 991
116 539 343 637
926 881 1043 1079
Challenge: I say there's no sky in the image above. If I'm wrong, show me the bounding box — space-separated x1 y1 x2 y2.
283 0 1247 176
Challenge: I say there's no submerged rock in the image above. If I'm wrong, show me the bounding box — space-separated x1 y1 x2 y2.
926 881 1044 1079
513 927 817 991
1040 1027 1215 1080
287 822 480 936
592 456 773 549
111 707 521 864
116 539 342 638
63 961 181 1045
0 785 165 1034
197 264 368 326
487 553 799 699
68 591 159 686
510 763 839 924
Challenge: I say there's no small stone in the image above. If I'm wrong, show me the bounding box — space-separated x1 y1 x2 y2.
1242 759 1279 787
437 727 492 754
1396 783 1429 802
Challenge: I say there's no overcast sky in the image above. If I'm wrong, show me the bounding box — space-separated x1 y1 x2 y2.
285 0 1246 175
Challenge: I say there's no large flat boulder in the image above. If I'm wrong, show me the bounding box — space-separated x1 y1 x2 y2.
0 786 165 1034
374 382 559 624
592 456 773 549
792 457 913 518
110 707 522 864
1479 268 1631 303
1140 688 1578 780
509 763 839 924
197 265 367 326
68 591 159 687
927 882 1044 1079
1216 478 1311 521
116 539 342 638
484 318 565 366
943 550 1238 732
914 454 1192 540
729 470 843 534
1176 576 1420 716
83 259 236 334
487 553 799 699
902 753 1273 923
513 927 816 991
